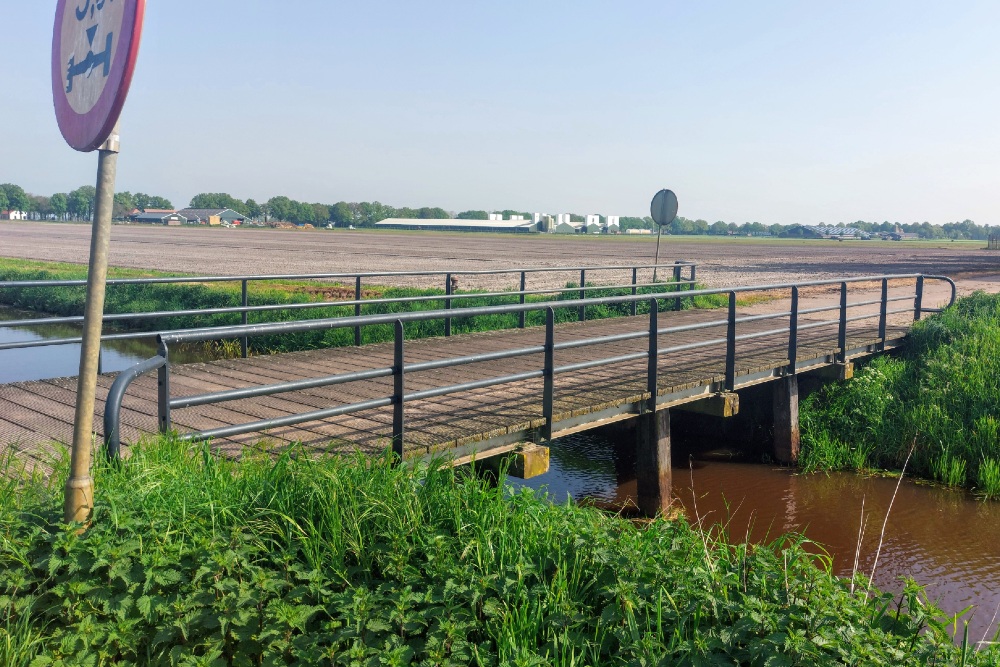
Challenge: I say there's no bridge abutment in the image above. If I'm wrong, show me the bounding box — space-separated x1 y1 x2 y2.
772 376 800 465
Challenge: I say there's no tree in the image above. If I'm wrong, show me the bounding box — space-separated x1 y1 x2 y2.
0 189 8 213
113 191 135 220
50 193 68 220
67 186 96 220
418 207 449 219
394 207 418 219
329 201 353 226
456 210 489 220
310 203 329 224
354 201 394 226
710 221 728 235
266 196 295 222
0 184 29 213
189 193 247 215
245 199 262 221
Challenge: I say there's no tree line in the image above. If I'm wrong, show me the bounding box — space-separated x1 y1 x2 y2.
0 183 173 222
2 182 994 240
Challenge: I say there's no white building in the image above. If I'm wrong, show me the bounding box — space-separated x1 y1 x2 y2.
1 210 27 221
606 215 620 226
556 213 571 226
586 214 600 226
487 213 503 221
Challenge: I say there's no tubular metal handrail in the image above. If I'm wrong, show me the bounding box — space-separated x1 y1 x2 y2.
101 273 957 459
0 261 697 357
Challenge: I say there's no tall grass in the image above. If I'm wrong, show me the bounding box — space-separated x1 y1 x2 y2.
801 291 1000 497
0 436 994 664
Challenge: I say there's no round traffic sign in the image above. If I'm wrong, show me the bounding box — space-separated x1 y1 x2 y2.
51 0 145 152
650 189 678 227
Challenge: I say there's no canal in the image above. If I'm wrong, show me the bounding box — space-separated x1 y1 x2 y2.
518 431 1000 645
0 306 217 384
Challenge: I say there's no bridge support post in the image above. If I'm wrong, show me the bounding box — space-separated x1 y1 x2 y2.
636 408 671 517
772 375 800 464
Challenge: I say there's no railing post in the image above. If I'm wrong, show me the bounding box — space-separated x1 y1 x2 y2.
725 291 737 391
838 282 848 363
157 341 171 434
518 271 527 329
354 276 362 346
542 307 555 440
788 287 798 374
241 279 249 358
578 269 586 321
689 263 697 308
673 261 683 312
392 320 405 459
647 299 659 412
631 267 638 317
913 275 924 321
445 273 453 337
878 278 888 351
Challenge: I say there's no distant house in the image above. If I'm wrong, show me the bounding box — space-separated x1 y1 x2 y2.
554 222 580 234
175 208 245 226
585 223 602 234
606 223 621 234
1 210 28 221
133 211 187 226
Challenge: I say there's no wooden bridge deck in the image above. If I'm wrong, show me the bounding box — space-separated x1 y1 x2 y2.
0 303 912 473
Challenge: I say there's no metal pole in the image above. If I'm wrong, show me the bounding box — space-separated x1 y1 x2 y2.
725 291 737 392
354 276 362 346
518 271 526 329
788 287 798 374
240 279 248 358
878 278 888 352
647 299 658 412
673 261 683 312
578 269 586 321
64 130 119 525
542 307 555 441
392 320 405 459
838 282 849 363
631 267 638 317
444 273 452 337
913 275 924 321
653 226 663 282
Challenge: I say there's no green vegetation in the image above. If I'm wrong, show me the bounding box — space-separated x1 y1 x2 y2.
800 292 1000 497
1 437 994 665
0 258 722 357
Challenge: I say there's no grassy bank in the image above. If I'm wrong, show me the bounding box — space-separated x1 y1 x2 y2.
800 291 1000 497
0 259 723 356
2 437 993 665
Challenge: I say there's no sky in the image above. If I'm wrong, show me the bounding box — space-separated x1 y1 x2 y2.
4 1 1000 225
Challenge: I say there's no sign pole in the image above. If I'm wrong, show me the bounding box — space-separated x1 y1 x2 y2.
649 189 679 284
653 226 663 282
65 127 120 524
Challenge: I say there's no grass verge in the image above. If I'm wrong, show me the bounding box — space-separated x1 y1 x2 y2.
0 258 725 356
1 437 995 665
800 291 1000 497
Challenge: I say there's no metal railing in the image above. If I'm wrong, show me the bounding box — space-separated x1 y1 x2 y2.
103 273 956 459
0 261 697 361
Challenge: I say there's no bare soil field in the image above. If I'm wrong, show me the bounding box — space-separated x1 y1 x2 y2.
2 221 998 295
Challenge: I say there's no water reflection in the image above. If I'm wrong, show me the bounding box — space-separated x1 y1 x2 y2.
0 307 215 383
513 431 1000 643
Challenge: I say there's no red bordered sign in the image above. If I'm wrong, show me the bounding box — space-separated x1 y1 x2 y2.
52 0 145 152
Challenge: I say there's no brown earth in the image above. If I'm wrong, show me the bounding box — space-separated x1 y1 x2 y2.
1 221 997 296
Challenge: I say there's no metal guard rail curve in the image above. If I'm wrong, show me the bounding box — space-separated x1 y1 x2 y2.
103 273 956 459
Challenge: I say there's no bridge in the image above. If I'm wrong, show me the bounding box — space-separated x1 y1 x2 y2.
0 265 955 515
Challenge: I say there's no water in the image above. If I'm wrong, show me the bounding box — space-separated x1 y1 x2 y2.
515 431 1000 644
0 307 216 384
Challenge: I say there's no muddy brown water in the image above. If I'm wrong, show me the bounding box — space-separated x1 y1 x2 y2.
514 432 1000 645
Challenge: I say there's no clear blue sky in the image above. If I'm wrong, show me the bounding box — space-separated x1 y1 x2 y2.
5 1 999 224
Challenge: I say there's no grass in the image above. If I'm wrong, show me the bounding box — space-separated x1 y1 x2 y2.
800 291 1000 497
0 258 726 356
1 436 995 665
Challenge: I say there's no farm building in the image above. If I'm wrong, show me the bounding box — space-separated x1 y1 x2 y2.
133 211 187 225
176 208 245 226
554 222 580 234
374 218 540 233
1 210 28 220
783 225 865 239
